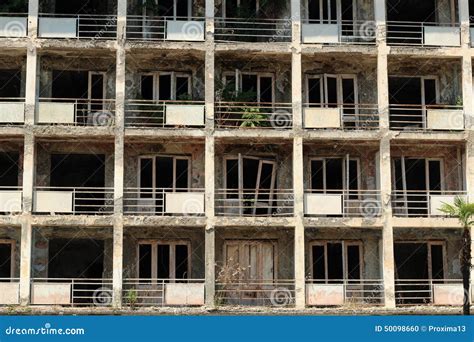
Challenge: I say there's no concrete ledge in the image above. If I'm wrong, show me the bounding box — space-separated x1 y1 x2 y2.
390 131 467 142
215 216 295 228
388 46 463 57
33 126 115 139
0 215 22 227
302 130 382 141
0 126 25 137
392 217 461 229
35 39 116 51
214 129 293 141
215 42 291 54
31 215 114 227
123 215 206 227
125 128 206 140
301 44 377 56
304 217 383 228
125 41 206 52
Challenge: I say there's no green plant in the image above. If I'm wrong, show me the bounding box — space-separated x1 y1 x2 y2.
455 96 463 107
125 289 138 310
439 196 474 315
240 107 268 127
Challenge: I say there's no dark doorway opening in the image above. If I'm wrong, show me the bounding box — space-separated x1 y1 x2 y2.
0 242 12 279
0 152 19 187
0 70 22 98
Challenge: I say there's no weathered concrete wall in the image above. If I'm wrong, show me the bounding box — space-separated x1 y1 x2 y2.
0 227 21 278
122 226 205 279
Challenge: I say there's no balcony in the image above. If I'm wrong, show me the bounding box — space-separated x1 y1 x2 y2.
126 16 205 42
389 104 464 131
215 279 295 306
395 279 463 306
0 278 20 305
303 104 379 130
386 22 461 47
0 186 22 214
123 188 205 216
215 189 294 217
37 98 115 126
125 100 205 128
38 14 117 39
305 279 384 306
0 13 27 38
122 279 205 307
301 20 376 45
304 190 381 218
33 187 114 215
215 102 293 129
391 191 468 218
30 278 113 306
0 98 25 125
214 18 291 43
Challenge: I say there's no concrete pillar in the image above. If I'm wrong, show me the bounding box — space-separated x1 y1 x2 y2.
459 0 471 48
377 49 390 129
205 0 215 130
24 46 38 126
466 135 474 291
19 219 32 305
205 134 216 307
27 0 39 38
379 137 396 308
293 137 305 309
111 0 127 308
462 53 473 129
374 0 386 44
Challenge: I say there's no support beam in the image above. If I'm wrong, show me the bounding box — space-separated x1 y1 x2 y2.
27 0 39 38
205 135 216 307
19 219 32 305
374 0 387 44
293 137 305 309
462 53 473 130
459 0 471 48
377 49 390 130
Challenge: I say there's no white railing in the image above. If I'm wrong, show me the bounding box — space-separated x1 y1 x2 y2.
122 278 205 307
391 191 468 218
303 103 379 130
38 14 117 39
215 189 294 217
33 187 114 215
302 19 376 44
37 98 115 126
216 279 295 306
0 98 25 125
386 21 461 47
389 104 463 131
125 100 205 128
395 279 463 306
0 13 27 38
306 279 384 306
123 188 205 216
214 17 292 42
126 16 205 41
31 278 113 306
215 102 293 129
0 186 22 214
304 190 382 217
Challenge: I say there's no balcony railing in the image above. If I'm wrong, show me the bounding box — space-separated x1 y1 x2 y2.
122 279 205 307
389 104 464 131
395 279 463 306
0 278 20 305
37 98 115 126
216 279 295 306
215 189 294 217
303 103 379 130
0 186 22 214
0 98 25 125
38 14 117 39
33 187 114 215
306 279 384 306
0 13 27 38
392 191 468 218
215 102 293 129
124 188 205 216
125 100 205 128
386 21 461 47
301 19 376 44
126 16 205 41
31 278 113 306
304 190 382 218
214 17 291 42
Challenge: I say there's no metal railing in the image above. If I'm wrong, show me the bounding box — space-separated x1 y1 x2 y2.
125 100 205 128
126 16 205 41
306 279 384 305
303 103 379 129
38 98 115 126
216 279 295 306
38 14 117 39
395 279 462 306
215 189 294 217
0 186 22 214
214 17 292 42
122 278 205 307
31 278 113 306
123 187 205 216
215 102 293 129
386 21 460 46
33 186 114 215
389 104 463 131
302 19 376 44
391 190 468 217
305 189 382 217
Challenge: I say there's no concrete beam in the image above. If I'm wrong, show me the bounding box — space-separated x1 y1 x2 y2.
19 219 32 305
377 48 390 130
459 0 471 48
293 137 305 309
27 0 38 39
462 53 473 129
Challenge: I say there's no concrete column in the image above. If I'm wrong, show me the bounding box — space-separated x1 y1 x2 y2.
291 0 302 130
27 0 39 38
205 0 215 130
459 0 471 48
374 0 386 44
205 135 216 307
466 135 474 291
24 46 38 126
377 48 390 130
19 219 32 305
462 53 473 130
293 137 305 309
111 0 127 308
379 137 396 308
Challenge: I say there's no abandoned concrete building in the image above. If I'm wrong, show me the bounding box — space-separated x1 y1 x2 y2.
0 0 474 311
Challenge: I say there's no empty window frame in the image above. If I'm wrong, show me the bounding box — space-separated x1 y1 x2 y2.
51 70 106 100
310 157 360 196
138 240 191 281
309 241 362 283
306 0 355 33
139 155 191 192
392 158 444 192
223 71 275 103
142 0 192 19
306 74 358 107
141 72 192 101
0 240 14 279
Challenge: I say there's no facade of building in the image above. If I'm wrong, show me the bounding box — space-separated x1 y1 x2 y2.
0 0 473 310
